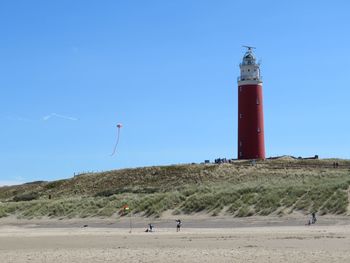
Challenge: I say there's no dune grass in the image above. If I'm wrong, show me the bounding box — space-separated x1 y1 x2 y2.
0 159 350 219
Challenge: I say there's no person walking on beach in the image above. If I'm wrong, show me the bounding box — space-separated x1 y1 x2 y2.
306 213 317 226
176 219 182 232
145 223 154 232
311 212 317 224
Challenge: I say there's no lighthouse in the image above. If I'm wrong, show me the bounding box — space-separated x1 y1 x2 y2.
237 47 265 159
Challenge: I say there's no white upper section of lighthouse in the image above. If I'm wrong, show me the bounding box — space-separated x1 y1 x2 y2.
238 47 262 85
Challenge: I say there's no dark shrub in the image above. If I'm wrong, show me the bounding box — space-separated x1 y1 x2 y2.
13 192 38 202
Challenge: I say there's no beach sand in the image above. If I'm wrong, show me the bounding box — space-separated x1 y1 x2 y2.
1 216 350 262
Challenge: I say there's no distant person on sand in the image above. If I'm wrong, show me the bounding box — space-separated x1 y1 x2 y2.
145 223 154 232
311 212 317 224
176 219 182 232
306 213 317 226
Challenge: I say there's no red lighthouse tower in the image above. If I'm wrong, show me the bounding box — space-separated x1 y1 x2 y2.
237 46 265 159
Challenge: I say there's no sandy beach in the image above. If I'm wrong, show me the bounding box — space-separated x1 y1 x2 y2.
1 216 350 262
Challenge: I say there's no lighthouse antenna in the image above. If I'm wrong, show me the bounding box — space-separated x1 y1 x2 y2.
242 45 256 51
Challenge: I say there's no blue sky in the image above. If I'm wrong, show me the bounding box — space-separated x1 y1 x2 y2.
1 0 349 185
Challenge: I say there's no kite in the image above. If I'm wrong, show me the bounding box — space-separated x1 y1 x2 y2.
110 123 123 156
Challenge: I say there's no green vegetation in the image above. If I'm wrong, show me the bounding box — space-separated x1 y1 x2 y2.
0 158 350 219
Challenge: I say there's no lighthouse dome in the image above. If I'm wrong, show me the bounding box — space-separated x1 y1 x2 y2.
242 51 256 65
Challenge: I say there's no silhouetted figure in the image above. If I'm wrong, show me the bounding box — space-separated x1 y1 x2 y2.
145 223 154 232
306 213 317 226
176 219 182 232
312 212 317 224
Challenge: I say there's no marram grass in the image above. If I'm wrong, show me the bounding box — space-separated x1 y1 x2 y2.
1 159 350 218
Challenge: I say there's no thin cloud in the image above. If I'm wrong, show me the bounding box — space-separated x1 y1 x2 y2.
42 113 78 121
4 113 78 122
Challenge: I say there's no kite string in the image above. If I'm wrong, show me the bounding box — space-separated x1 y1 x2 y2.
110 127 121 156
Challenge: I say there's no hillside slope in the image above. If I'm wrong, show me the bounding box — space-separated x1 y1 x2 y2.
1 158 350 219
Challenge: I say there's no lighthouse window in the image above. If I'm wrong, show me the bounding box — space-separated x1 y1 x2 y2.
239 87 242 92
239 141 242 147
256 98 260 105
239 151 243 157
239 113 243 119
257 128 261 133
